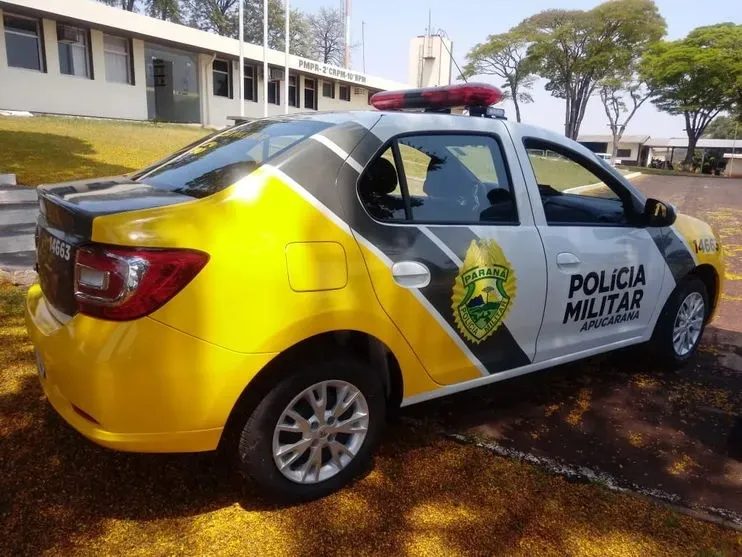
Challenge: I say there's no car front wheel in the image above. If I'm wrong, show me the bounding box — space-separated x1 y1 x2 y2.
652 276 709 367
237 357 385 502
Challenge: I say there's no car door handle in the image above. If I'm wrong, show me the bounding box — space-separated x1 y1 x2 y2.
392 261 431 288
556 252 581 268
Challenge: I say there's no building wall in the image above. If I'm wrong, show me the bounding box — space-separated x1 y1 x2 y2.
0 8 148 120
407 35 453 88
0 6 379 127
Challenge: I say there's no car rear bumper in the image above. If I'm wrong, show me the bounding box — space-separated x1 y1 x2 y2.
25 284 277 453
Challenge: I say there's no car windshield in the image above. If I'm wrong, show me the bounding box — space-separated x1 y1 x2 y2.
132 118 331 198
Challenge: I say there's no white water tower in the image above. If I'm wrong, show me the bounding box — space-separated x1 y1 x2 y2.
408 33 453 88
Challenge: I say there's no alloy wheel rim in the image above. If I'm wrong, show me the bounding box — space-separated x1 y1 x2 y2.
672 291 705 357
272 380 370 484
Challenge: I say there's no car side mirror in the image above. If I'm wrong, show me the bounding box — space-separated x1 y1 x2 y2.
644 198 676 227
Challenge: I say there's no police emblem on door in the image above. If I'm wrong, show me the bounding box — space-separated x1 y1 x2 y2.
452 239 516 344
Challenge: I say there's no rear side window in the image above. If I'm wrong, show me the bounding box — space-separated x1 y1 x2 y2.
358 134 517 224
134 119 330 197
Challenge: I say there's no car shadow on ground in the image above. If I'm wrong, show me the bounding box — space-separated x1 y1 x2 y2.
0 131 135 185
405 327 742 518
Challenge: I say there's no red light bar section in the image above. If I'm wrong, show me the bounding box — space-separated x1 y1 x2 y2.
370 83 503 111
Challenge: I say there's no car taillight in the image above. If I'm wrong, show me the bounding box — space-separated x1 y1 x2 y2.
74 245 209 321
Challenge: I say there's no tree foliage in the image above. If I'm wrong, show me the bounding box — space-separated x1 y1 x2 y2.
519 0 665 139
703 115 741 139
241 0 312 57
307 7 345 66
98 0 137 10
146 0 182 23
184 0 239 37
461 31 536 123
599 77 653 164
641 23 742 165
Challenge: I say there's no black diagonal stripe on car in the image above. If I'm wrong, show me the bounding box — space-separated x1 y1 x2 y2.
647 227 695 284
272 139 349 217
424 225 532 371
348 130 384 168
319 121 372 157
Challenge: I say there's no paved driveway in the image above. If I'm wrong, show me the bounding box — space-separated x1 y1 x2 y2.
409 175 742 523
0 185 36 270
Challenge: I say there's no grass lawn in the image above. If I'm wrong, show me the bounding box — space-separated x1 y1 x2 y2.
1 280 740 555
0 116 210 186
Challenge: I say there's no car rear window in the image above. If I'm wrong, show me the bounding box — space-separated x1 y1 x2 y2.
132 119 330 198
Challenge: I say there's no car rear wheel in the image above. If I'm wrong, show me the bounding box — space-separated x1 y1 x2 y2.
237 357 385 502
651 276 709 368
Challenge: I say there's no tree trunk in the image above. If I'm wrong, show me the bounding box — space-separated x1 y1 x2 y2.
684 135 698 167
513 97 522 123
610 139 619 167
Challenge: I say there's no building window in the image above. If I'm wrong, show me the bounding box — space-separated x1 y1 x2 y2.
57 24 91 78
103 34 132 84
268 80 280 105
288 75 298 107
304 78 317 110
368 90 373 105
212 59 232 98
339 84 351 102
244 63 256 101
322 80 334 98
3 13 44 71
616 148 632 158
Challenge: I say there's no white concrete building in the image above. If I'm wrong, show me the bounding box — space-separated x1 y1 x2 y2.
577 135 651 165
0 0 408 127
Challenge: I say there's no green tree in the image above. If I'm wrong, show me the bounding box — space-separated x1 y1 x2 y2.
98 0 137 10
242 0 312 57
519 0 665 139
146 0 182 23
461 31 536 123
185 0 239 37
703 114 741 139
641 23 742 166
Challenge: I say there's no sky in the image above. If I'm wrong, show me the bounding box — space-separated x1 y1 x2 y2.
301 0 741 138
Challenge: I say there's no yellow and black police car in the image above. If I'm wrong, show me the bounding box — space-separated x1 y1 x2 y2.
26 83 724 501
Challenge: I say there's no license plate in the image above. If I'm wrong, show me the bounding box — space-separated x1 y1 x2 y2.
41 232 72 262
35 350 46 380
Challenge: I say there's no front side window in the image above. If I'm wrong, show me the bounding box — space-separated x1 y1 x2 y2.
133 119 330 198
524 139 633 226
212 59 231 98
322 80 334 98
244 64 256 101
339 84 350 101
3 13 44 71
304 78 317 110
57 24 90 78
359 134 517 224
103 34 132 84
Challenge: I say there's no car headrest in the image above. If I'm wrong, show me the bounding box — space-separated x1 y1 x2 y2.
486 187 513 205
423 157 454 198
359 157 398 196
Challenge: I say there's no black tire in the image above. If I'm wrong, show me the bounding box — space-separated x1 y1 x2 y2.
651 275 709 369
237 356 385 503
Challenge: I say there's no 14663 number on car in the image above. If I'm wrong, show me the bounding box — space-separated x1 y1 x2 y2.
48 235 71 261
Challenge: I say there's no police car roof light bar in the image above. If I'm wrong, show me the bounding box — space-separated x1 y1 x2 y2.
370 83 503 112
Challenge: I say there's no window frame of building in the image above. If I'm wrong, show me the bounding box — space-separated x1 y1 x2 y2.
244 63 257 102
338 84 351 102
268 79 280 105
304 77 317 110
616 148 632 158
288 74 298 107
57 23 92 79
3 12 45 72
103 34 133 85
358 133 518 225
212 59 232 98
322 80 334 99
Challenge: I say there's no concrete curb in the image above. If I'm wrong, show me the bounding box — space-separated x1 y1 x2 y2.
444 430 742 532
